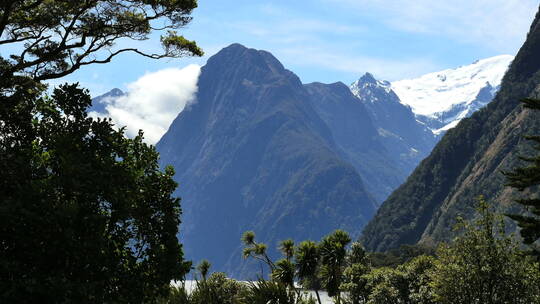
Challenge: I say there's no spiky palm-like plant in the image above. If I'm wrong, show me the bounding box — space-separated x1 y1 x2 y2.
295 241 322 304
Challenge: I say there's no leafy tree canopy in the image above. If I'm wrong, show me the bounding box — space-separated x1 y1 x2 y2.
0 0 202 82
430 197 540 304
0 83 191 302
1 1 201 301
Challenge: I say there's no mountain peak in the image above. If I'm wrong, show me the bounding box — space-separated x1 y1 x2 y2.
203 43 292 86
94 88 124 99
359 72 377 84
89 88 124 114
108 88 124 97
350 73 393 101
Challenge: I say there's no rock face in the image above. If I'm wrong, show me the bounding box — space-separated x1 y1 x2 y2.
156 44 378 277
361 6 540 252
351 73 437 176
304 81 406 202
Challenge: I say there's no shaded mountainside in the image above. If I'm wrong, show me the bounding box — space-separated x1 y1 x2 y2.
361 6 540 252
156 44 378 277
304 81 404 202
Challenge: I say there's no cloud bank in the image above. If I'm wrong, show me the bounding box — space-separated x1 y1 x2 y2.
93 65 201 144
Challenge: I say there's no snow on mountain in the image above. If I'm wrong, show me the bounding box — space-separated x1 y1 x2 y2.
391 55 513 134
350 72 393 101
349 72 437 181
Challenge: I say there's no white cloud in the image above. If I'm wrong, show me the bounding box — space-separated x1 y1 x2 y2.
327 0 538 53
92 65 201 144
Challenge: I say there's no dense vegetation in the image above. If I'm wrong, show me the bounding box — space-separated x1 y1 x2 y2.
0 0 201 302
158 199 540 303
504 99 540 255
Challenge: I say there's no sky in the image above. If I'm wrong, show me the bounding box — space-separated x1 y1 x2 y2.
54 0 539 96
37 1 540 143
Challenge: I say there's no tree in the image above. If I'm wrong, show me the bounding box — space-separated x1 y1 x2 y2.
197 260 211 281
190 272 245 304
341 243 370 304
319 230 351 304
295 241 323 304
1 1 201 301
341 263 370 304
0 84 192 302
273 239 296 293
0 0 202 82
504 98 540 254
430 197 540 304
364 268 402 304
398 255 436 304
241 231 275 274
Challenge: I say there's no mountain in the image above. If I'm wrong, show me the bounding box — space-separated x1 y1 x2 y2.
304 81 406 202
350 73 437 175
392 55 513 135
361 7 540 252
155 44 378 277
89 88 124 114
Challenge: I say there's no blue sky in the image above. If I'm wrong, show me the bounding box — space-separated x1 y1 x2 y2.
53 0 538 97
46 0 539 96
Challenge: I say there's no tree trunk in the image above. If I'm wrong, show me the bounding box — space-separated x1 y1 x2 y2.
315 290 322 304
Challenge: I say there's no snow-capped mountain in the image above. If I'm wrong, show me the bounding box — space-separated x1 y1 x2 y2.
391 55 514 135
350 73 437 176
350 72 393 99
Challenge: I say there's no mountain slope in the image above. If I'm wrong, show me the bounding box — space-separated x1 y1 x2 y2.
304 81 404 202
156 44 378 277
392 55 513 135
89 88 124 114
361 7 540 252
350 73 437 175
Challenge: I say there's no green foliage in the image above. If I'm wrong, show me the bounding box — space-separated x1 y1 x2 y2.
341 263 370 304
319 230 351 303
190 272 245 304
295 240 320 285
0 1 201 301
280 239 296 260
368 243 436 268
157 284 191 304
272 259 295 287
295 240 323 304
362 267 404 304
430 197 540 304
341 242 370 304
241 231 275 272
242 231 256 245
0 0 202 82
0 84 190 302
239 212 540 304
240 279 298 304
504 98 540 253
196 260 211 281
